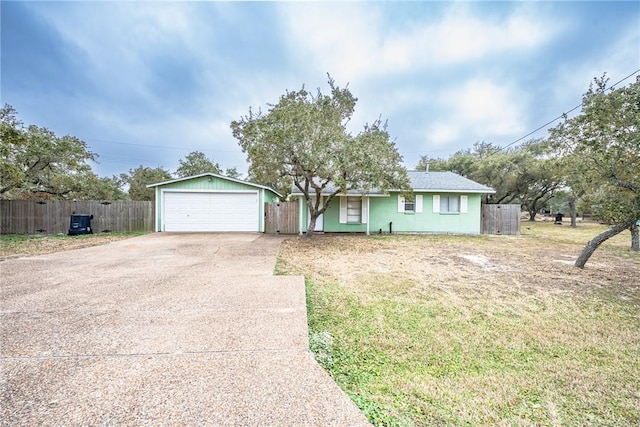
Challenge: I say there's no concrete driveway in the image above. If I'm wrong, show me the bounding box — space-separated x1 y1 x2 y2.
0 233 369 426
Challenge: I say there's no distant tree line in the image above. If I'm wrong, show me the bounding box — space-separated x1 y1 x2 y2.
414 75 639 264
0 105 242 202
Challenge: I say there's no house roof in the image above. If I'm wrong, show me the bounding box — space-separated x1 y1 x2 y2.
146 172 282 196
407 171 495 193
291 171 495 195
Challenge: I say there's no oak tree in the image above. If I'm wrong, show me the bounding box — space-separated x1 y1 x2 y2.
231 76 410 237
121 166 172 201
1 104 96 199
175 151 222 177
550 75 640 267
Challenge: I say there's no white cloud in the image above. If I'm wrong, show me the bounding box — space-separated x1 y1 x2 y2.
426 122 461 146
278 2 562 82
449 78 526 136
419 78 527 151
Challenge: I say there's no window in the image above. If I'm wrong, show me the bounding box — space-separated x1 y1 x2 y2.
440 196 460 213
398 195 422 213
346 197 361 223
404 199 415 212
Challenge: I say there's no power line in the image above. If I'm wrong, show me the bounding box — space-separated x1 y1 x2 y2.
501 68 640 150
83 137 239 153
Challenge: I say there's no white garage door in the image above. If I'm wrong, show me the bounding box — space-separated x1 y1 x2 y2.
163 192 258 232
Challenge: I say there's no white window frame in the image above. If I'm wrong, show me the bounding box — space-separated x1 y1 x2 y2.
404 199 415 212
346 196 362 223
398 195 422 213
433 195 468 214
340 196 368 224
441 195 460 213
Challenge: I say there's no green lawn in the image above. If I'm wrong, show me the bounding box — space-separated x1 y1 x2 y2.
278 222 640 426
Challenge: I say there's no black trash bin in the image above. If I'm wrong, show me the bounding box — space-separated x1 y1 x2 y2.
554 213 564 224
68 214 93 235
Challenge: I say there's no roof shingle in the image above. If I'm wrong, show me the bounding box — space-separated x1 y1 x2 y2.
291 171 494 195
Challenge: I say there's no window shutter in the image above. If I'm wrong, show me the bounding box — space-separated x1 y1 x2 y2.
433 195 440 213
460 195 468 213
362 197 369 224
397 195 405 213
339 197 347 223
416 195 423 213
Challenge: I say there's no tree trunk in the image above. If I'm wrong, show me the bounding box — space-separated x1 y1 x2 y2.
528 210 536 221
569 196 577 228
305 215 317 238
575 218 637 268
631 223 639 252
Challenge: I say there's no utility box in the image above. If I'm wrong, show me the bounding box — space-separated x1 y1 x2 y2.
68 214 93 235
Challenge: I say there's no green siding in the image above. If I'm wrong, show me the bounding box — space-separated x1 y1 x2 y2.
367 193 482 234
153 175 279 232
264 191 280 203
157 176 263 191
297 192 483 234
324 199 367 232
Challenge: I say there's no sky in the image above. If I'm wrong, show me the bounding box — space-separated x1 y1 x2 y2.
2 1 639 179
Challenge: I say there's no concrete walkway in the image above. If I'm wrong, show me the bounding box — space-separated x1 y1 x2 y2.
0 233 369 426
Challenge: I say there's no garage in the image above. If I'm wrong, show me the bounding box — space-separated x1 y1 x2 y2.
147 173 281 233
163 192 258 232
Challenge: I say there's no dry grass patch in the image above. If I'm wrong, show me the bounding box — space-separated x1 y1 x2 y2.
278 222 640 426
0 233 142 259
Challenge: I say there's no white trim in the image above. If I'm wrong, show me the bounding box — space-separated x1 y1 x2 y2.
339 197 347 224
460 195 468 214
291 192 392 197
161 190 259 232
366 197 370 235
161 189 257 194
155 187 162 231
147 172 281 196
416 195 423 213
299 197 305 234
433 195 440 213
259 189 264 232
362 196 369 224
412 188 494 194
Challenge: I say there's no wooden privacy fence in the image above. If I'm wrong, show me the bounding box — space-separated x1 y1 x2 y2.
481 204 521 235
264 201 298 234
0 200 154 234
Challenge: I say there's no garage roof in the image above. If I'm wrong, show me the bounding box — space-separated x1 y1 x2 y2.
146 172 281 196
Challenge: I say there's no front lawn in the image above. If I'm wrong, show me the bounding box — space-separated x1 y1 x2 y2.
277 222 640 426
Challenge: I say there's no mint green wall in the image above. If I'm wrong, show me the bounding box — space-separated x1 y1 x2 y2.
298 192 483 234
153 176 279 232
323 198 367 232
264 191 280 203
368 193 482 234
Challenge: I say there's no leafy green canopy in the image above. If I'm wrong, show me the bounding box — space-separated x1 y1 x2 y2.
121 166 172 201
549 75 640 266
175 151 221 178
417 140 564 220
1 104 99 199
231 76 410 236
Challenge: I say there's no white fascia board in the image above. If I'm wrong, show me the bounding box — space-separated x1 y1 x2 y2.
147 172 281 197
408 189 496 194
292 192 390 197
